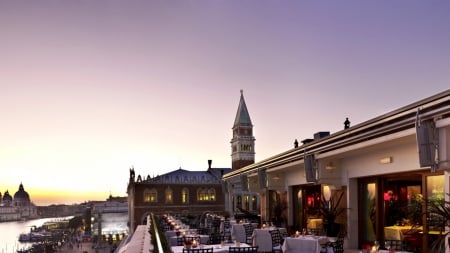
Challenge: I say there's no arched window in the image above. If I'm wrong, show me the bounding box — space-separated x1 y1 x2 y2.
237 195 242 208
144 188 157 203
244 195 250 210
165 187 173 203
197 188 207 201
208 188 216 201
252 195 257 211
182 188 189 204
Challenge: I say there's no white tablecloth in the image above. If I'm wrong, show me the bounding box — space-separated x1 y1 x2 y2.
282 236 328 253
252 229 273 252
171 243 252 253
378 251 412 253
165 229 197 239
168 235 210 246
231 224 247 243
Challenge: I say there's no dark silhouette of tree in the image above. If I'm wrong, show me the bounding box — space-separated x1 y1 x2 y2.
69 216 84 230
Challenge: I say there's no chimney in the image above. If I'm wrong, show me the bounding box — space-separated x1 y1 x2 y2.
314 131 330 141
208 159 212 169
294 139 299 148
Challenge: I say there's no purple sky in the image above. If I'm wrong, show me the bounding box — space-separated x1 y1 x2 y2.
1 1 449 205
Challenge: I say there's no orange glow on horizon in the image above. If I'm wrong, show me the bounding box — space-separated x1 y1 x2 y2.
29 188 114 206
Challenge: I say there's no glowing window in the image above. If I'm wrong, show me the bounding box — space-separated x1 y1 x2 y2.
208 188 216 201
198 188 207 201
166 188 173 203
244 195 250 210
182 188 189 204
144 189 157 203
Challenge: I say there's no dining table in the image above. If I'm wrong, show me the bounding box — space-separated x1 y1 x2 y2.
282 235 329 253
384 225 420 240
168 235 210 246
171 243 252 253
231 223 248 243
251 227 288 252
165 228 199 238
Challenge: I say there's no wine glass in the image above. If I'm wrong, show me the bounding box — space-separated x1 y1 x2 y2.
374 241 380 252
385 242 391 252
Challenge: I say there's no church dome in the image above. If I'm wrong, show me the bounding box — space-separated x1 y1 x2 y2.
13 183 30 202
3 190 13 202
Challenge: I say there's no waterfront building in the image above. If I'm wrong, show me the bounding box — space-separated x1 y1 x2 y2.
0 183 38 221
126 90 260 232
222 89 450 252
127 161 230 232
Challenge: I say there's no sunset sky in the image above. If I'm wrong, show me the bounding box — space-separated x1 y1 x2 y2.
1 1 449 206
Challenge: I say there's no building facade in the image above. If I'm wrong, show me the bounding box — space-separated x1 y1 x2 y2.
127 160 230 232
0 183 38 222
223 89 450 252
127 90 262 232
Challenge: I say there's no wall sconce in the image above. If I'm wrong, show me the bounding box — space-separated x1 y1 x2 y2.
272 175 281 181
325 162 336 170
379 156 393 164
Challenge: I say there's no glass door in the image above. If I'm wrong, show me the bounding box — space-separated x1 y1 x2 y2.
359 179 377 247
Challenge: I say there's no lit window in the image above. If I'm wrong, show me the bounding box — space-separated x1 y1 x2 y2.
244 195 250 210
182 188 189 204
252 195 257 210
144 189 157 203
209 188 216 201
166 187 173 203
198 188 207 201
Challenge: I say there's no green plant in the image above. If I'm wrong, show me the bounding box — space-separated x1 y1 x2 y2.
425 194 450 252
319 190 346 225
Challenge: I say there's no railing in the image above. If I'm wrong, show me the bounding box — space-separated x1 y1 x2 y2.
150 213 166 253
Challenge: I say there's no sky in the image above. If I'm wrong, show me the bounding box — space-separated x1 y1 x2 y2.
1 1 449 206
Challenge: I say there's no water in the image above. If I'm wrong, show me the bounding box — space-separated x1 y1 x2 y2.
0 217 72 253
0 213 128 253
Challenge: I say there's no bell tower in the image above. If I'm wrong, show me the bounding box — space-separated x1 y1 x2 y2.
231 90 255 170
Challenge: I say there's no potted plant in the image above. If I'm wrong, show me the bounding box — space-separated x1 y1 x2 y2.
424 193 450 252
319 190 346 237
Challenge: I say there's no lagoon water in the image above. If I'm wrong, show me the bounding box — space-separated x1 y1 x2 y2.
0 213 128 253
0 217 68 253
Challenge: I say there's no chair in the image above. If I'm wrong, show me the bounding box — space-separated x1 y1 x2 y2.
382 240 408 251
228 246 258 253
328 231 346 253
208 233 225 245
223 220 232 242
269 229 283 253
177 236 185 246
243 223 254 244
182 248 213 253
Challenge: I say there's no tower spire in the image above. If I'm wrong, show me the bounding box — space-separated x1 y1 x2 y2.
231 90 255 170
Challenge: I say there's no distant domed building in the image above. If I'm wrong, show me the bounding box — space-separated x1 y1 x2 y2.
2 190 13 205
14 183 31 206
0 183 37 221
